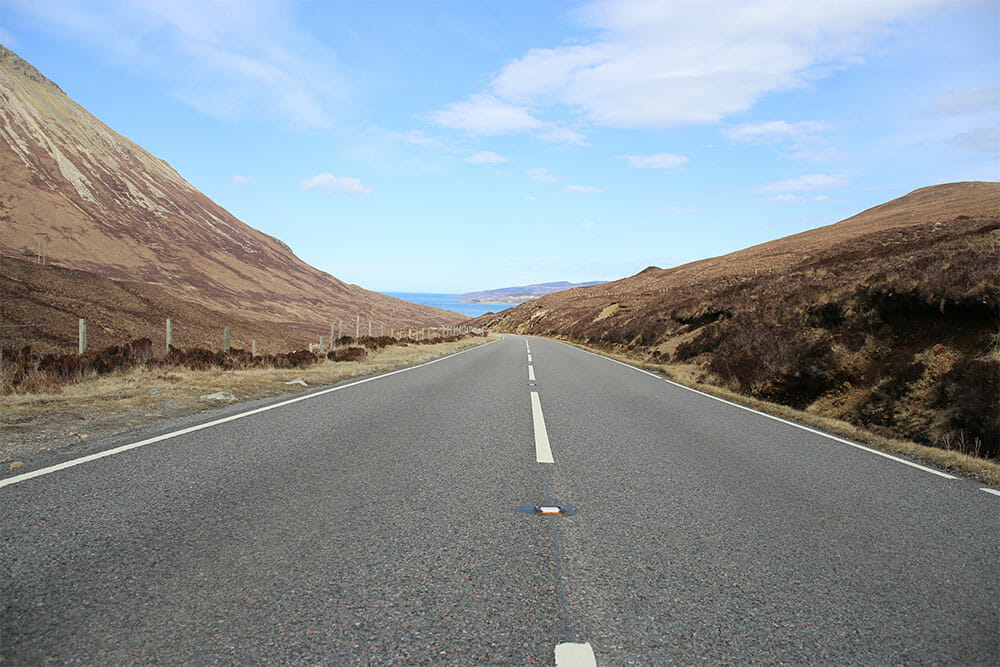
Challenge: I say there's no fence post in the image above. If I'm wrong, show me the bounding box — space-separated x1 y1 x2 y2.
252 340 257 357
319 336 325 353
330 324 336 349
166 318 173 354
356 316 360 339
78 318 87 355
368 320 372 337
223 327 231 352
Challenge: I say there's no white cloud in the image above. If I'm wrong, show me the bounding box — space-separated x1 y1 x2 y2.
431 0 943 136
758 174 849 193
723 120 833 144
537 125 589 146
955 126 1000 153
932 88 1000 116
526 167 557 183
662 206 698 216
562 185 608 194
390 130 450 150
426 93 543 135
579 221 597 229
14 0 347 128
723 120 845 163
764 194 834 204
231 174 256 186
617 153 689 171
300 173 374 197
465 151 510 164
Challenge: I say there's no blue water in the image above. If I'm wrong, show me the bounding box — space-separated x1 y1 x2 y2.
383 292 518 318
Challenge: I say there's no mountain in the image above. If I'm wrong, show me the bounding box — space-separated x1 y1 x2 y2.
472 182 1000 458
0 46 460 331
457 281 607 303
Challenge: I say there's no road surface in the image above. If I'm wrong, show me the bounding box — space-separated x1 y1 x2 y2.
2 335 997 664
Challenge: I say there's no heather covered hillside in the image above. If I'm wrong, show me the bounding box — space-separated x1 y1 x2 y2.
474 183 1000 459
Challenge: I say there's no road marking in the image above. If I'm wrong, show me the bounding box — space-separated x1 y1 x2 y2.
528 353 532 362
528 365 536 382
0 340 497 489
574 346 958 481
531 391 554 463
981 488 1000 497
555 642 596 667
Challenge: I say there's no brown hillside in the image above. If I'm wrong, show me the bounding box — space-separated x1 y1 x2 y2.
475 183 1000 459
0 46 460 329
1 256 360 356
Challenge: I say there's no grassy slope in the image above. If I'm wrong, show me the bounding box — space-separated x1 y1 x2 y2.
475 183 1000 461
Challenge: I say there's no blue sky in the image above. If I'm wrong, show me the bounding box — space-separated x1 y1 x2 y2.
2 0 997 293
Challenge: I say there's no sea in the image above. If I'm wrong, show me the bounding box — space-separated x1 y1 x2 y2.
383 292 518 319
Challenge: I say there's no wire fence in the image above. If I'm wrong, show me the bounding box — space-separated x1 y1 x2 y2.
1 317 484 358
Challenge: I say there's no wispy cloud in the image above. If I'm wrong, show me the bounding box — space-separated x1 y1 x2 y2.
562 185 608 194
931 87 1000 116
427 93 542 135
662 206 699 216
12 0 347 128
465 151 510 164
758 174 849 193
617 153 689 171
954 125 1000 153
526 167 557 183
301 173 374 197
763 194 834 205
442 0 945 132
579 221 597 229
723 120 845 163
231 174 256 186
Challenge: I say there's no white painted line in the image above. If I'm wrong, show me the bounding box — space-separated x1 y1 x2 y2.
981 488 1000 497
555 642 596 667
574 346 957 481
528 354 532 362
0 340 497 489
528 365 536 382
531 391 554 464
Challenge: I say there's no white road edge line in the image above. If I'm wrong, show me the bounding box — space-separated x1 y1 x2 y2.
0 340 498 489
980 488 1000 497
531 391 554 464
572 345 957 481
555 642 596 666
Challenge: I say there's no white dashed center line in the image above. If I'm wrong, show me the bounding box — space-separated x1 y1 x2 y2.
531 391 554 464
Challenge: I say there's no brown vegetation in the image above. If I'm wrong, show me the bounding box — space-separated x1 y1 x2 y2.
474 183 1000 461
3 331 482 395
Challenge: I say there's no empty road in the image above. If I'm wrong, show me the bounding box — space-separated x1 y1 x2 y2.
2 335 997 664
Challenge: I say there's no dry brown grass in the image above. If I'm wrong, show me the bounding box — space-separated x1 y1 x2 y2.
1 335 496 464
561 339 1000 488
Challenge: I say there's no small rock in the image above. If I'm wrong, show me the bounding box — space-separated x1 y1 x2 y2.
9 461 25 471
148 388 165 395
200 391 237 402
284 377 308 386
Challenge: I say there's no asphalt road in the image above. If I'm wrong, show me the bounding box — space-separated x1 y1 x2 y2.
2 335 997 665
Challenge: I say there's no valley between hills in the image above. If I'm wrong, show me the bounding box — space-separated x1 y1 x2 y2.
1 44 998 477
